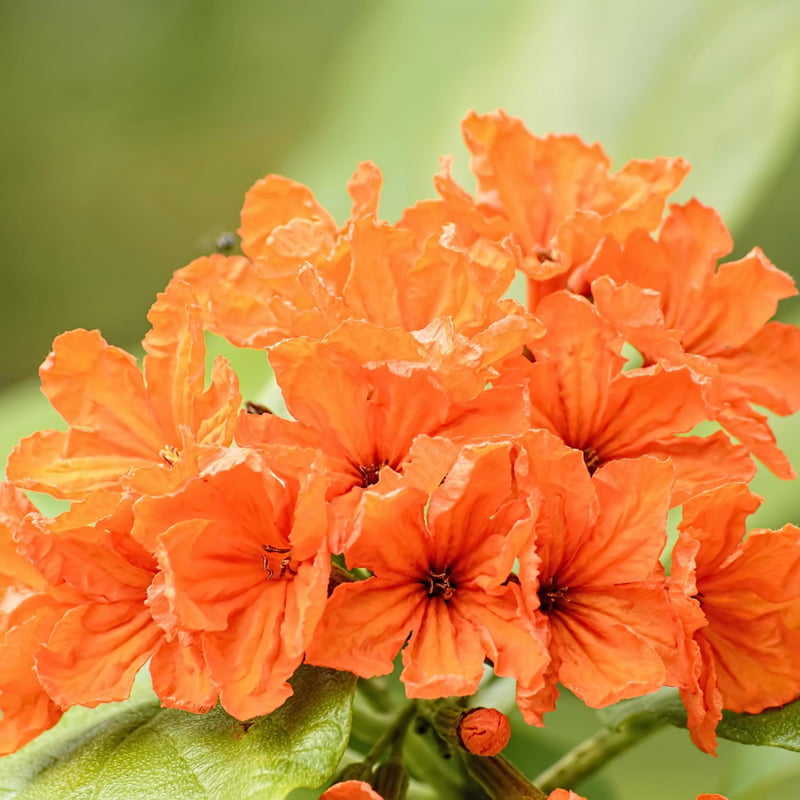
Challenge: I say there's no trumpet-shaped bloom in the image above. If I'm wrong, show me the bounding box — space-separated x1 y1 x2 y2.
0 484 78 753
306 442 547 699
514 430 680 723
670 483 800 753
12 490 216 715
132 446 332 720
7 281 240 500
586 200 800 478
499 291 754 505
403 110 687 308
172 163 538 370
237 322 532 548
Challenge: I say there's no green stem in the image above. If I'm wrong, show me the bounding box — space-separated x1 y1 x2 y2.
364 701 418 767
534 714 666 793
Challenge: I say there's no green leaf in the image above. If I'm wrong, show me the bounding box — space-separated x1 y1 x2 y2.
717 698 800 751
600 687 800 752
0 666 356 800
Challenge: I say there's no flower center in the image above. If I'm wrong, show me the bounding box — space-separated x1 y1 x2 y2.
582 447 601 475
159 445 181 466
693 591 705 605
245 401 273 415
358 460 388 488
538 579 569 613
426 569 456 600
261 544 297 581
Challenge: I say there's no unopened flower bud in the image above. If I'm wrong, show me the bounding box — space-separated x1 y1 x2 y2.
457 707 512 756
373 760 409 800
320 779 384 799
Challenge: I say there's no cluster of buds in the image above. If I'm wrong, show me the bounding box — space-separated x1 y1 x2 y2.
1 110 799 800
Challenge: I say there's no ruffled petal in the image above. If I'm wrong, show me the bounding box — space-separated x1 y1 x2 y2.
202 585 298 720
39 329 163 453
401 598 486 698
347 161 382 220
150 634 217 713
549 588 667 707
36 602 161 707
7 428 154 498
713 322 800 415
578 457 673 584
306 581 426 678
645 431 757 505
456 585 548 690
238 174 337 263
0 600 63 754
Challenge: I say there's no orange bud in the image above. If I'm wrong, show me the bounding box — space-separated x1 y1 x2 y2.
457 707 511 756
320 780 384 799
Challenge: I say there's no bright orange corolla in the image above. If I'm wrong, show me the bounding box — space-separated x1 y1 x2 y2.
670 482 800 753
403 109 688 309
499 291 755 505
132 445 332 720
587 199 800 478
306 441 547 699
514 430 680 723
6 281 240 500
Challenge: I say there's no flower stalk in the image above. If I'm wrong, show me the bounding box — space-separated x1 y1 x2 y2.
534 714 666 793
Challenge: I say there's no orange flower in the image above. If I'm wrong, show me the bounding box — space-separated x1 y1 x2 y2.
499 291 754 505
0 594 65 755
403 109 687 308
0 484 77 753
237 322 533 549
670 483 800 753
457 707 512 756
515 430 680 723
586 199 800 478
7 281 240 500
306 441 547 699
12 490 216 715
320 781 384 800
131 445 331 720
547 792 725 799
172 162 537 370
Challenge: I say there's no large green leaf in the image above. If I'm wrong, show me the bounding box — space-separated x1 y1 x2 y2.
601 687 800 752
0 666 356 800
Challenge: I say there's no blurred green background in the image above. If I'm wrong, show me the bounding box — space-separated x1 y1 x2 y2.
2 1 800 797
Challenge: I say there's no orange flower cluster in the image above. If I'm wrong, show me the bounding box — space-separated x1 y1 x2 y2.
2 110 800 761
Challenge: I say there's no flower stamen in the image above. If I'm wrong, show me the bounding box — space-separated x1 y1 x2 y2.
159 445 180 466
261 544 297 580
582 447 601 475
538 580 569 613
426 569 456 600
358 460 388 488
